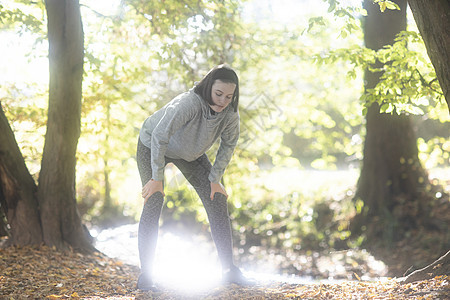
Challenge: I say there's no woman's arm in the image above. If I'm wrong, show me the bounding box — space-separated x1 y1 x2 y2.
209 112 240 197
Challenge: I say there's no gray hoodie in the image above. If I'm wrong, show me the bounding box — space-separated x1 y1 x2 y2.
139 88 239 183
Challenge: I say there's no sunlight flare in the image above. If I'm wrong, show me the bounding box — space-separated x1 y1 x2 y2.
93 225 222 292
153 232 222 292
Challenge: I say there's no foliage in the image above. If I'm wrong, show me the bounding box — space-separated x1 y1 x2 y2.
361 31 444 115
226 169 361 254
0 1 45 34
314 31 445 116
0 1 47 178
0 83 47 176
321 0 446 115
321 0 366 39
374 0 400 12
315 0 449 170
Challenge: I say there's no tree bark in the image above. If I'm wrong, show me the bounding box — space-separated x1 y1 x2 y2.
0 104 43 245
353 0 430 242
37 0 93 251
408 0 450 112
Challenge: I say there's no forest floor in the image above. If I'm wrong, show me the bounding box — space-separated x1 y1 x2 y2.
1 244 449 299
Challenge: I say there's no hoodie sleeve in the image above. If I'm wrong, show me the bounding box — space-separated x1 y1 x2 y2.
151 97 197 181
208 111 240 183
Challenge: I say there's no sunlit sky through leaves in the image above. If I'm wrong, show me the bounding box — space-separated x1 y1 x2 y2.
0 0 363 87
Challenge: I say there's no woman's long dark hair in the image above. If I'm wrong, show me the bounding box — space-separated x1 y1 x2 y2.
194 64 239 112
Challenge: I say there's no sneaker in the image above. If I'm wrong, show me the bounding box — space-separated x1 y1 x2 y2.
222 265 255 286
136 273 159 292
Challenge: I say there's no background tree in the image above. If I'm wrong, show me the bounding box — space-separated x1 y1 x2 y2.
352 0 430 245
0 0 93 251
37 0 92 250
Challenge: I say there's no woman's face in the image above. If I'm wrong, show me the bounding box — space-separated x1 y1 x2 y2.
210 79 236 113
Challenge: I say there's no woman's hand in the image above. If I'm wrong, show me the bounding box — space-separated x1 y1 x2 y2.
210 182 228 200
142 179 164 202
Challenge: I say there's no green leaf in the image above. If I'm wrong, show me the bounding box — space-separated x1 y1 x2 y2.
385 1 400 10
380 103 389 113
328 0 337 13
362 107 368 116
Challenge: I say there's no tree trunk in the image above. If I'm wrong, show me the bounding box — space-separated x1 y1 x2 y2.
353 0 430 243
408 0 450 112
102 103 112 214
0 104 43 245
37 0 93 251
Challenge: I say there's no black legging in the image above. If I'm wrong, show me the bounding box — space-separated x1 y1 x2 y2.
136 139 234 276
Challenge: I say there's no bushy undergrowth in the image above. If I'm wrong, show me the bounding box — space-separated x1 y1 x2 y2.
135 168 364 254
228 173 360 254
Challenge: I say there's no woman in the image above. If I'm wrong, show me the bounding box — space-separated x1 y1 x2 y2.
136 64 248 291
